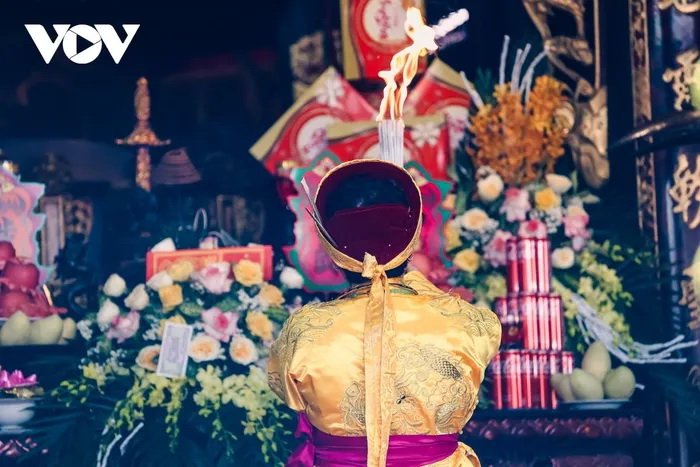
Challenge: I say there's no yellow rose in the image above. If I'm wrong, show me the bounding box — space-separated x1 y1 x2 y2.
259 283 285 307
188 334 222 362
136 345 161 371
535 188 562 211
229 336 259 365
443 223 462 251
460 208 493 232
167 260 194 282
158 314 187 337
233 260 263 287
246 312 274 341
453 249 480 273
158 284 183 312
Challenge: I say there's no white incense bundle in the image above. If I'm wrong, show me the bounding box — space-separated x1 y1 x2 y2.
378 119 405 167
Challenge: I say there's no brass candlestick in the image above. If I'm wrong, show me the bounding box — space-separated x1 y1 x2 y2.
116 77 170 191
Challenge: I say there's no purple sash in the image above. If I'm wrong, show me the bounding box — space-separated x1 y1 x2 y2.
287 413 459 467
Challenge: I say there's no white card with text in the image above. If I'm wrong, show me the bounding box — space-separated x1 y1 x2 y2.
156 323 194 378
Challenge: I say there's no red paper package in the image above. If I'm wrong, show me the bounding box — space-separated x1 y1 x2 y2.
250 67 376 173
404 59 471 152
146 246 273 281
326 114 450 180
340 0 426 81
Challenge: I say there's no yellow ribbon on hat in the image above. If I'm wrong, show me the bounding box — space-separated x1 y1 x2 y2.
361 253 394 466
312 159 423 467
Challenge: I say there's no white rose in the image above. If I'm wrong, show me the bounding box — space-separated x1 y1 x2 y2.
477 174 504 202
460 208 494 232
151 238 176 252
546 174 573 194
97 300 120 327
552 247 575 269
146 271 173 291
280 267 304 289
103 274 127 297
189 334 222 363
124 284 150 311
229 335 259 365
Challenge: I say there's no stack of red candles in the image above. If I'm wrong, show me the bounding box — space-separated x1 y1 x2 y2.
488 236 574 410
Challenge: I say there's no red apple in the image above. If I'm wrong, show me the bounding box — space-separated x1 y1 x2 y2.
1 260 40 289
0 290 32 317
0 241 16 261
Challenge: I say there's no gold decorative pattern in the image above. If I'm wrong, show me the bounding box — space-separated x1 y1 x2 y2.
629 0 659 244
392 343 476 435
270 301 343 366
430 295 500 339
636 154 659 242
680 275 700 329
116 77 171 191
268 300 343 407
659 0 700 14
669 153 700 229
522 0 610 188
662 48 700 111
338 342 478 436
267 371 284 398
339 381 366 435
290 32 326 101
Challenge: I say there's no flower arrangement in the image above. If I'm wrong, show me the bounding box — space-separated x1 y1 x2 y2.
461 38 573 187
451 38 636 353
447 168 635 352
35 250 307 466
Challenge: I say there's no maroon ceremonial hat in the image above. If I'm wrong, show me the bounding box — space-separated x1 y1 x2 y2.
313 159 422 269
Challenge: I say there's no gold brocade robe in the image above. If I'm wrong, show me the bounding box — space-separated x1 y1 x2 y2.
269 271 502 467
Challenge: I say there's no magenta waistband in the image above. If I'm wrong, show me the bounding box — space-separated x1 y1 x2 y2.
286 413 459 467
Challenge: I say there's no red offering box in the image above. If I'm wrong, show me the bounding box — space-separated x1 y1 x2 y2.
146 246 273 281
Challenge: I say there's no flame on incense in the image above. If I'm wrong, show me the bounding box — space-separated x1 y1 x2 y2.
376 7 438 122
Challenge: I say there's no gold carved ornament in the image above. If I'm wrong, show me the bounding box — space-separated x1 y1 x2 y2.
659 0 700 14
523 0 609 188
681 266 700 389
662 48 700 111
116 77 170 191
290 32 326 100
629 0 659 244
669 153 700 229
680 276 700 330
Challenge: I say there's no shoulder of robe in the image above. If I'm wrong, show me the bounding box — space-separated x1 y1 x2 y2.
401 270 445 296
427 293 501 340
280 298 349 332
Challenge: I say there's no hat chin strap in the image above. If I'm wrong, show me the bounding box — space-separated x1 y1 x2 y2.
361 252 394 467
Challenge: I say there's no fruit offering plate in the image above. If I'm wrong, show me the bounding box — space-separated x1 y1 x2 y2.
558 399 630 410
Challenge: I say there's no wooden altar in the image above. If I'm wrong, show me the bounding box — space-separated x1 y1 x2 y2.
0 408 645 466
463 408 645 466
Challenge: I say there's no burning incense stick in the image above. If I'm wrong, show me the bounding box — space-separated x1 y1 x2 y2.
375 6 469 166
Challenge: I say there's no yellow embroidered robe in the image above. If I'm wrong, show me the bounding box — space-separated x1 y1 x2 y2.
268 271 502 466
